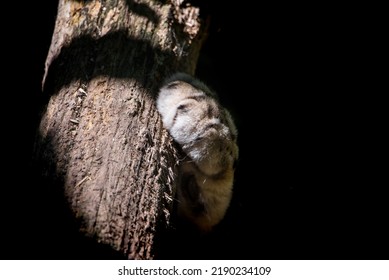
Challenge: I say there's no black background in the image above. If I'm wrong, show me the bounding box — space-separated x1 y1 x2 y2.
2 1 386 260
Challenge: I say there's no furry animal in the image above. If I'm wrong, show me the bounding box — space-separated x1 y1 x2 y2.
157 73 239 231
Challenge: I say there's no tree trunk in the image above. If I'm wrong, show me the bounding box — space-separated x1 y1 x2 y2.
34 0 207 260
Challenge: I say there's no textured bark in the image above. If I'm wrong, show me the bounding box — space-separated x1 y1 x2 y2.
34 0 207 260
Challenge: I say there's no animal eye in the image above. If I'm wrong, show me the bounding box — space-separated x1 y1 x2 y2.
177 103 192 114
177 104 187 110
204 123 218 131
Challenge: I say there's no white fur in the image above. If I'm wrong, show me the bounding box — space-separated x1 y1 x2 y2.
157 73 239 231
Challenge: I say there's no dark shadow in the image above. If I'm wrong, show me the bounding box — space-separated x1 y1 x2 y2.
43 31 174 98
125 0 160 25
14 127 127 260
72 0 164 26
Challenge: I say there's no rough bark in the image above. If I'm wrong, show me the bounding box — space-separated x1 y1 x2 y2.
34 0 207 260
